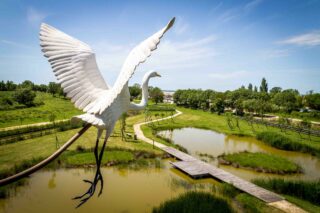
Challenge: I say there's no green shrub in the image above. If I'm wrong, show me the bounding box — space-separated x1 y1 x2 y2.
152 191 234 213
253 178 320 205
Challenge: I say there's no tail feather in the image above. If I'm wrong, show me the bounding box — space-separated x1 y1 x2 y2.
72 113 105 129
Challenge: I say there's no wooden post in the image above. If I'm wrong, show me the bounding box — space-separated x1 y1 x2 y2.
0 123 92 186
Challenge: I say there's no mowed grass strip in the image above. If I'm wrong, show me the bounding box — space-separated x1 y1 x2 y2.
218 152 301 174
0 92 81 128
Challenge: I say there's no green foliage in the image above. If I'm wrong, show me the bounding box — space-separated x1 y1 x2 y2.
236 193 282 213
47 82 60 96
256 131 319 155
149 87 164 104
20 80 34 89
129 83 141 100
14 88 36 107
211 98 225 114
284 195 320 213
152 191 234 213
0 120 83 145
305 93 320 110
253 178 320 205
219 152 301 174
259 77 268 93
273 89 300 113
0 92 81 128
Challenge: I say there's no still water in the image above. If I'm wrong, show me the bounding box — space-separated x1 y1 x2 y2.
0 160 217 213
159 128 320 181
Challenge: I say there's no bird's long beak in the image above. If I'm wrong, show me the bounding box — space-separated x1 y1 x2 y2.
155 73 161 77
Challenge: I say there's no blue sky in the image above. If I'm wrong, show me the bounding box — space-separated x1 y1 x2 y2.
0 0 320 93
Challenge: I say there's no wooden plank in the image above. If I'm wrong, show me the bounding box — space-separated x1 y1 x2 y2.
171 161 209 177
171 159 283 203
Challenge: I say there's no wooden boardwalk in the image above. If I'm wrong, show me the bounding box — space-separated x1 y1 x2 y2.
134 110 306 212
168 148 283 203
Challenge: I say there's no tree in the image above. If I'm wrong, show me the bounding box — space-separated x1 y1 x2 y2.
270 87 282 97
149 87 164 104
273 90 299 113
0 81 6 91
129 83 141 101
39 84 48 92
48 82 59 96
259 77 268 93
248 83 253 91
14 88 36 107
305 93 320 110
254 86 258 93
210 98 225 115
6 81 17 91
20 80 34 89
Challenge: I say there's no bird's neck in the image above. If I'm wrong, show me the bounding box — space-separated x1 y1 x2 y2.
129 76 150 111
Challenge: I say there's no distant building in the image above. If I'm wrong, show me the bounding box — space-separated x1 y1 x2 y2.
163 90 175 104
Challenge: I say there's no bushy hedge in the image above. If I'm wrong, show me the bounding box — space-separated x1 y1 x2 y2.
253 178 320 205
152 191 234 213
0 120 83 145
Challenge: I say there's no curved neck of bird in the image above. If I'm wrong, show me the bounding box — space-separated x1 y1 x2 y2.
129 74 151 111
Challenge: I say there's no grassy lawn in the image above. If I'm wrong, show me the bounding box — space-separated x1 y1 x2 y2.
218 152 301 174
141 107 320 157
0 110 163 175
0 92 81 128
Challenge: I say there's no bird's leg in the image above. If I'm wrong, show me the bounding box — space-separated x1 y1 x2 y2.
96 132 109 196
73 129 104 208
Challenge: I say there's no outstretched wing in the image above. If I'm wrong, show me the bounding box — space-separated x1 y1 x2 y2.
84 17 175 114
40 23 110 111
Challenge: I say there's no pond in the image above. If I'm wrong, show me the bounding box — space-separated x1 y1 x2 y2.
0 160 217 213
159 128 320 181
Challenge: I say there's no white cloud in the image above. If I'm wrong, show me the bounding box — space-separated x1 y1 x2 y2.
209 71 249 80
264 49 290 58
27 7 47 25
280 30 320 46
91 35 218 74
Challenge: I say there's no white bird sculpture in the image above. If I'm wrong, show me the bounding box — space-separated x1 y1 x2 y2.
39 18 175 206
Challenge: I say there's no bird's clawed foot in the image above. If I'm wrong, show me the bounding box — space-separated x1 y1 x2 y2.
73 168 104 208
73 135 108 208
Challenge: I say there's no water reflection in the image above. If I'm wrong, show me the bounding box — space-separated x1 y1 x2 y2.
0 161 216 213
159 128 320 181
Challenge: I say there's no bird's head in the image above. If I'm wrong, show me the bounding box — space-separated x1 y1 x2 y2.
149 70 161 78
143 70 161 84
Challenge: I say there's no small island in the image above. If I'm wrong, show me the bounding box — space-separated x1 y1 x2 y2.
218 152 302 174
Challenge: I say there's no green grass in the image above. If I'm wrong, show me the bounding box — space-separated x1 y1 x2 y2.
256 131 319 156
253 178 320 205
284 195 320 213
219 152 301 174
0 110 163 176
141 107 320 157
0 91 81 128
235 193 283 213
152 191 234 213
